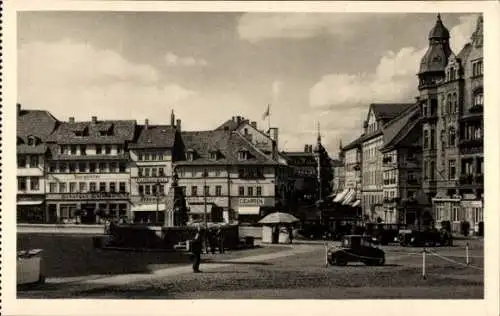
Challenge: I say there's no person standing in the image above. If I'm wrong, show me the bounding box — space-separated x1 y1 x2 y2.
191 228 203 273
217 227 225 254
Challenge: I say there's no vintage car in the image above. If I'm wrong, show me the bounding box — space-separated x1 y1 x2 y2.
396 228 452 247
328 235 385 266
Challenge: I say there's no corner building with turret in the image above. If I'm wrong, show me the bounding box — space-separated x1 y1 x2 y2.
418 14 483 235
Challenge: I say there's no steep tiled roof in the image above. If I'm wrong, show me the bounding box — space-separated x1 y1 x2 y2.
215 117 250 131
342 134 364 151
129 125 177 149
381 104 421 152
47 120 136 144
371 103 414 122
176 130 278 166
17 108 58 141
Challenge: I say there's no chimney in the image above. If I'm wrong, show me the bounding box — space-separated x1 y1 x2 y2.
170 110 175 127
308 145 313 152
236 116 242 124
91 116 97 124
17 103 21 116
269 127 279 147
176 119 181 131
145 119 149 129
251 121 257 129
232 116 236 122
304 144 309 152
69 117 75 123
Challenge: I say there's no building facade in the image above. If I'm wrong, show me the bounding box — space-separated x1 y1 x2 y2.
44 116 135 224
418 14 483 234
361 103 412 222
340 136 363 208
16 104 58 223
128 113 182 224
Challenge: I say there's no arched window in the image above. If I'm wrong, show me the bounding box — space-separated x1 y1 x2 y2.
448 127 456 146
446 93 452 114
450 67 455 81
424 130 429 149
452 93 458 113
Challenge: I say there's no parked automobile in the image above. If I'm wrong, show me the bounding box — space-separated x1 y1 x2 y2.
397 228 452 247
328 235 385 266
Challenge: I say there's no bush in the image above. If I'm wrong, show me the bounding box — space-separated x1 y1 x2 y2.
460 221 470 236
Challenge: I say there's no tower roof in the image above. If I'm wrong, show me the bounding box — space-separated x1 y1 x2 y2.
428 14 450 40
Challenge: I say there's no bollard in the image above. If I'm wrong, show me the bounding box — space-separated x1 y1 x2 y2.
422 248 427 280
466 242 470 265
324 242 329 267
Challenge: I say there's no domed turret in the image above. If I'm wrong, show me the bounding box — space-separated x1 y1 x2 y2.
428 13 450 40
418 14 453 86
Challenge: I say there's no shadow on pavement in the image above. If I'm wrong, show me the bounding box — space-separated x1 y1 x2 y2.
205 260 272 266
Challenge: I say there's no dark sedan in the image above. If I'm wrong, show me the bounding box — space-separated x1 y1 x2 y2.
328 235 385 266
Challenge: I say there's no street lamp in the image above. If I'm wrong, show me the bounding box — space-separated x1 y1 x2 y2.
203 169 208 227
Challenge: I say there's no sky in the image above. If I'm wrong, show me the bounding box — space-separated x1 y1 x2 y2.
17 11 481 156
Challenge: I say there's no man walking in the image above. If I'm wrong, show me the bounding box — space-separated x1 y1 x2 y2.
191 227 203 273
217 227 225 254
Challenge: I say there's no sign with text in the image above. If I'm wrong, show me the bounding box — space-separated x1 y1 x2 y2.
237 197 274 207
135 177 169 183
186 196 228 206
46 192 129 200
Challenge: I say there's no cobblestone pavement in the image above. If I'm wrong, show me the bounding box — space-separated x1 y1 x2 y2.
18 242 483 299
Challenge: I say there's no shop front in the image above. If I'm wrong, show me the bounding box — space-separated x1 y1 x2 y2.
461 199 483 236
46 192 130 224
185 196 228 223
17 195 46 223
233 197 276 224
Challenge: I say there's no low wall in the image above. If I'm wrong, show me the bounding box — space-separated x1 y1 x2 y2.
17 224 106 235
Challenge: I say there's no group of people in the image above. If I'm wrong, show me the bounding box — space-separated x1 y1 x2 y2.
190 226 225 273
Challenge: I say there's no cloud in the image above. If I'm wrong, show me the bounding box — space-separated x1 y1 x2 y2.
305 14 479 151
165 52 208 67
272 80 283 103
238 13 379 43
18 39 195 122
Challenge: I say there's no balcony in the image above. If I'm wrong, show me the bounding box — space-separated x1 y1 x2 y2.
458 138 483 148
460 105 483 121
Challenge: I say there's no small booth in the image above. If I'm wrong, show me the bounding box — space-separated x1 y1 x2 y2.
259 212 300 244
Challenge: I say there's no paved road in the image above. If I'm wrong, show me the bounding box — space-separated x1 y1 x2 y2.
19 242 483 299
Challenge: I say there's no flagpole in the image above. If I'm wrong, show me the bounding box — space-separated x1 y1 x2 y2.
268 104 271 133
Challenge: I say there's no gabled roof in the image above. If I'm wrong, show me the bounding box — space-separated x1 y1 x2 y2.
17 108 58 141
47 119 136 144
381 104 421 152
129 125 177 149
342 134 364 151
176 130 278 166
370 103 414 122
215 117 250 131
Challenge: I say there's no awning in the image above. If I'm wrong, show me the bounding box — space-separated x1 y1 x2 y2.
342 190 356 205
17 200 44 206
238 206 260 215
131 204 166 212
333 189 349 203
351 200 361 207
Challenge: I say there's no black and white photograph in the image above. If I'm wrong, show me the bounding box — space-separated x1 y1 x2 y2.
2 1 500 315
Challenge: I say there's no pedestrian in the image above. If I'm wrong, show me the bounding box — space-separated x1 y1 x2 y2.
191 227 203 273
288 226 294 244
209 228 216 254
217 227 225 254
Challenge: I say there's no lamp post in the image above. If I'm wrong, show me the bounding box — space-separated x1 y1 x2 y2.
203 169 208 226
155 180 161 225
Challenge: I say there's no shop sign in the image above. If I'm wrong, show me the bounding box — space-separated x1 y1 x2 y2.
186 196 228 206
135 177 169 183
46 192 129 200
238 197 274 206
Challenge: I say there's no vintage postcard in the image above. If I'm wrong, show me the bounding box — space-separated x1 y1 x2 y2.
1 1 499 315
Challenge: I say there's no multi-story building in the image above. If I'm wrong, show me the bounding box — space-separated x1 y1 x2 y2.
418 14 483 234
361 103 413 222
339 135 363 208
331 141 345 194
128 112 183 224
380 104 424 225
45 116 135 224
16 104 58 223
175 128 283 224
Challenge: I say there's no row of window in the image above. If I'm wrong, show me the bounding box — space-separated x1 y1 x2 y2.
138 167 166 177
17 155 40 168
363 144 382 160
362 170 382 186
48 181 128 194
383 191 397 200
49 162 127 173
137 152 169 161
59 144 124 156
138 184 166 196
179 185 263 197
18 177 40 191
472 60 483 77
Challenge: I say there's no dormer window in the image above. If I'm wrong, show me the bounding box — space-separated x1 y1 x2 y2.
238 150 248 161
209 151 218 160
27 136 38 146
186 149 195 161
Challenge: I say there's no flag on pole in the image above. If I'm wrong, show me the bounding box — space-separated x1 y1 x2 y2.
262 104 270 120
